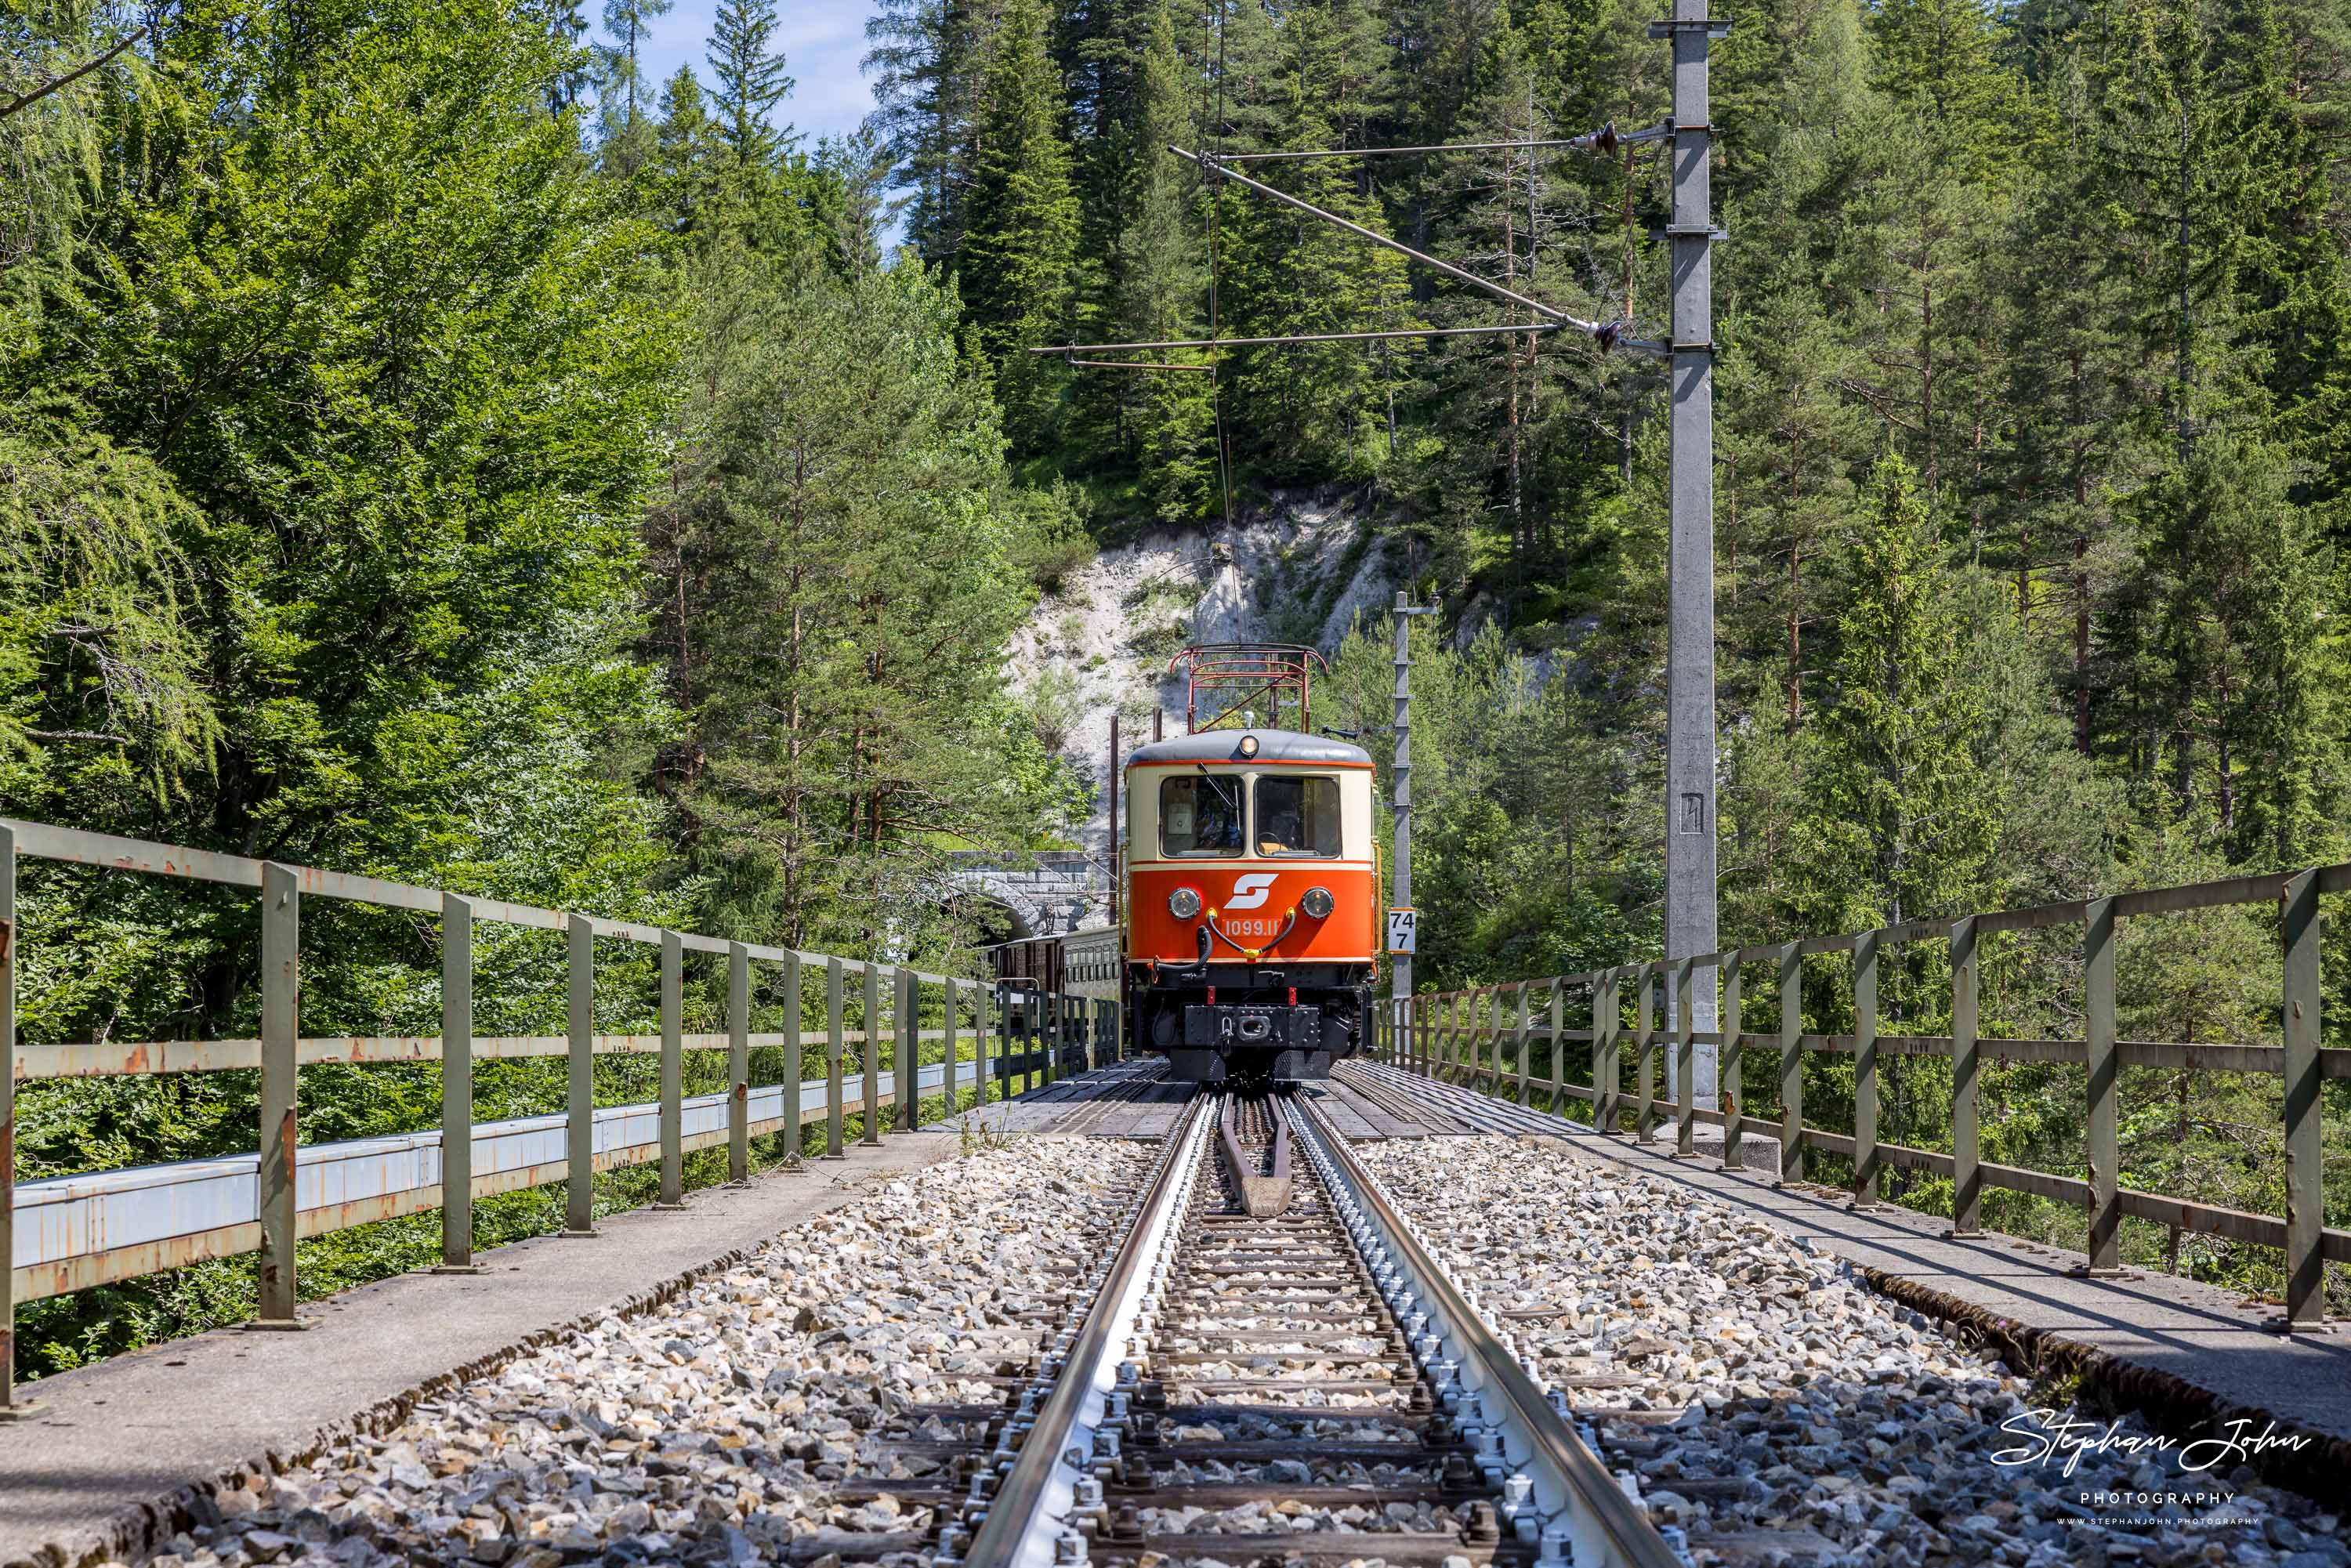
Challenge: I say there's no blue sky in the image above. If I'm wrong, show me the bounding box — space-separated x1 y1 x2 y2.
636 0 881 153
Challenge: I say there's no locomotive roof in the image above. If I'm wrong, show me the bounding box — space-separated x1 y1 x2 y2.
1125 729 1373 768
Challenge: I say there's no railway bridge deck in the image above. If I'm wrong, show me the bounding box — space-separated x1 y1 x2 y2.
3 819 2349 1566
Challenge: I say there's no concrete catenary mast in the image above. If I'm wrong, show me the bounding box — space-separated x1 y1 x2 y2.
1660 0 1726 1109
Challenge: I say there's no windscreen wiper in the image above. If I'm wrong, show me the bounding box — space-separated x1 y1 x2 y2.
1195 762 1242 820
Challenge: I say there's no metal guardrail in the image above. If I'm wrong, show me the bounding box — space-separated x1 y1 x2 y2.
1371 863 2351 1332
2 818 1122 1411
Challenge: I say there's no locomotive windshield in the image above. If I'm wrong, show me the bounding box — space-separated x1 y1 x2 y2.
1161 773 1243 856
1254 775 1342 856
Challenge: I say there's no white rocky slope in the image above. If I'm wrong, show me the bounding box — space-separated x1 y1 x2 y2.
1005 491 1398 865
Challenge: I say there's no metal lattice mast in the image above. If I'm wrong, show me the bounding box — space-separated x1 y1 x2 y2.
1658 0 1726 1109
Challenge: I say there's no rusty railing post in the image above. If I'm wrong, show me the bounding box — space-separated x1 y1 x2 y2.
976 981 994 1103
727 942 751 1186
657 929 685 1208
435 893 483 1272
2281 871 2327 1331
1674 954 1697 1157
1514 982 1531 1103
1777 943 1802 1186
1464 990 1475 1085
1548 979 1565 1113
1454 991 1468 1083
1852 930 1881 1210
861 964 883 1144
1636 965 1657 1143
995 983 1011 1100
1 824 38 1415
896 966 917 1131
1720 951 1742 1171
1485 985 1500 1095
944 976 960 1114
1950 918 1982 1237
1594 969 1617 1133
2084 897 2121 1273
1469 989 1483 1087
563 914 597 1235
252 861 304 1327
781 951 805 1169
824 958 846 1157
1489 986 1504 1092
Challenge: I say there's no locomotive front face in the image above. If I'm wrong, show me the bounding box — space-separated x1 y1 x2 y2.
1121 732 1379 1081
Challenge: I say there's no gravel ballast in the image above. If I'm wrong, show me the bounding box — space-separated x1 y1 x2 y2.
1358 1135 2344 1568
136 1136 1147 1568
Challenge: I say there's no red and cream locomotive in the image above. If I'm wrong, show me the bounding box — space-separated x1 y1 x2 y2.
991 645 1379 1083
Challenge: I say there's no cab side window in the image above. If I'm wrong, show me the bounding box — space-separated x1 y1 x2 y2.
1161 774 1242 856
1253 775 1341 856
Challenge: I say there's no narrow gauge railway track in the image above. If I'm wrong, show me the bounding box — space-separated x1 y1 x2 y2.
926 1098 1683 1568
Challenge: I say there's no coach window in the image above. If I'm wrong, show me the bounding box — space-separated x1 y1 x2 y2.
1253 775 1342 856
1161 773 1242 856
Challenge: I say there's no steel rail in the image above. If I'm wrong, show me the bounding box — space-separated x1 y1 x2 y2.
962 1097 1213 1568
1290 1095 1686 1568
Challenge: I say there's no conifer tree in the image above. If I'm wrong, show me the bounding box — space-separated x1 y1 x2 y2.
2119 433 2331 861
534 0 594 114
865 0 1001 263
596 0 675 172
1984 58 2153 751
1715 0 1878 730
596 0 674 120
1105 3 1215 517
1796 454 1998 929
652 67 727 241
960 0 1081 447
1215 0 1409 476
708 0 796 168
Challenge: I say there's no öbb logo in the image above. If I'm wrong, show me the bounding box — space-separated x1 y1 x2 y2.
1226 873 1279 911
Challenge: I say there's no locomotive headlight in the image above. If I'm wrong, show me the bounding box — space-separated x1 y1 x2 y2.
1301 885 1335 919
1238 733 1259 759
1168 886 1203 919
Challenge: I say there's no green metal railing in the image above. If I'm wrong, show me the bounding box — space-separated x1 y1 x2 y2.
1373 864 2351 1332
2 818 1120 1412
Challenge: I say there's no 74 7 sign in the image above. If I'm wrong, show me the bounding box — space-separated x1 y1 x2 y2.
1386 907 1418 955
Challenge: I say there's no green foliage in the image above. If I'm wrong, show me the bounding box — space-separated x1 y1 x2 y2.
643 251 1092 954
0 398 219 795
1794 454 1999 929
1 0 1099 1382
707 0 795 168
958 0 1080 447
